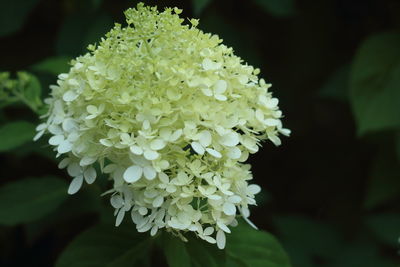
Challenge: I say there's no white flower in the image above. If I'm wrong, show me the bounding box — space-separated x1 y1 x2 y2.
198 226 216 243
86 104 105 120
123 155 157 183
35 3 289 249
222 195 242 216
59 159 97 194
201 80 228 101
191 130 222 158
157 173 177 193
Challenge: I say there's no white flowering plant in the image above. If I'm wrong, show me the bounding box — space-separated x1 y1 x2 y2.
0 3 292 266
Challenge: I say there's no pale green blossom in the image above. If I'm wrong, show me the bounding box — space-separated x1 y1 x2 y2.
35 3 290 249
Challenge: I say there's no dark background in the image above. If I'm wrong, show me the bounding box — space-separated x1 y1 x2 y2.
0 0 400 266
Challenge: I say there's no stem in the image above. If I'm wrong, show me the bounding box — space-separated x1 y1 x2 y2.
142 38 154 58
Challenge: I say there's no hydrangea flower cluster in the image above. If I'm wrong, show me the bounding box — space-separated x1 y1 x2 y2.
35 3 289 249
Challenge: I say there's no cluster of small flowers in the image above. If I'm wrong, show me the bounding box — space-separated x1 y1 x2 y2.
35 3 289 249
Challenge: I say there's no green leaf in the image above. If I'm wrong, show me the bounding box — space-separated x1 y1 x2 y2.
320 64 350 101
225 256 247 267
192 0 213 16
162 234 191 267
253 0 295 18
0 72 42 112
10 138 56 161
330 241 398 267
24 186 102 243
273 216 343 266
160 233 226 267
107 240 150 267
20 72 42 107
56 224 151 267
186 235 225 267
31 57 71 76
0 121 36 152
366 213 400 247
0 177 68 225
226 222 292 267
350 32 400 136
0 0 42 37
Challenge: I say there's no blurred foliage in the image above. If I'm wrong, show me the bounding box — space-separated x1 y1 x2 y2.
31 56 71 76
56 224 152 267
0 0 400 266
0 121 36 152
0 71 43 113
226 221 291 267
349 32 400 136
319 64 350 102
253 0 295 18
364 149 400 210
366 213 400 247
0 177 67 225
191 0 212 16
0 0 41 36
55 217 289 267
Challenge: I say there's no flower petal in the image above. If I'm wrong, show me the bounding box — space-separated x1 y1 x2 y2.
227 146 241 159
214 80 227 94
170 129 182 141
216 230 226 249
198 130 212 147
144 150 159 160
214 94 227 101
49 135 64 146
222 202 236 216
220 132 239 147
150 139 166 150
80 156 96 166
201 88 213 97
84 166 97 184
123 165 143 183
58 157 71 169
143 165 157 180
217 221 231 233
68 175 83 195
63 90 78 102
110 195 124 209
67 162 82 177
130 145 143 155
247 184 261 195
115 209 125 226
58 140 73 154
202 58 214 70
152 195 164 208
206 148 222 158
191 141 205 155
